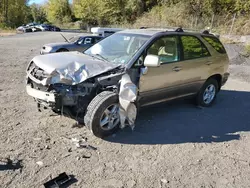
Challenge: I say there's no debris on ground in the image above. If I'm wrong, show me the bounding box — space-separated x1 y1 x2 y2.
45 145 50 150
43 172 76 188
71 122 84 128
36 161 44 166
71 137 97 150
160 179 169 184
68 148 72 153
33 137 42 141
0 157 23 171
82 154 91 159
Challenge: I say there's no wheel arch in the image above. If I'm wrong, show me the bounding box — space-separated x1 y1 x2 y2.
56 48 69 52
207 74 222 90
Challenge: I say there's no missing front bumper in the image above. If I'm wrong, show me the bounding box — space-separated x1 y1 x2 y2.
26 84 81 111
26 85 55 102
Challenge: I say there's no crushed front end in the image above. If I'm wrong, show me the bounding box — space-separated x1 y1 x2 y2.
26 61 97 120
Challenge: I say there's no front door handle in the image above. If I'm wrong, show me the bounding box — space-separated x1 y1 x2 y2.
172 66 182 72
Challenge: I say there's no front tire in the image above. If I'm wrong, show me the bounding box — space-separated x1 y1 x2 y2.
196 78 219 107
84 91 120 138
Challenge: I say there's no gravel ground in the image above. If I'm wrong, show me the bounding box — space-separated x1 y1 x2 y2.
1 32 250 188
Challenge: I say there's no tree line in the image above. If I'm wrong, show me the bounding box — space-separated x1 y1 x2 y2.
0 0 250 32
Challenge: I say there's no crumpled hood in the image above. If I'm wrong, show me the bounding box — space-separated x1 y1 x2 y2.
30 51 119 85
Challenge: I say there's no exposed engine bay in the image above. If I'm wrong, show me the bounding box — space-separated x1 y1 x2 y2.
26 59 139 126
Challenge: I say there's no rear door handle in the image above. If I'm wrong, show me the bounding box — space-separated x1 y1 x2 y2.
205 61 213 65
172 66 182 72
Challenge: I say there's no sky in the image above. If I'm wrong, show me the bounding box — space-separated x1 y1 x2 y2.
28 0 48 5
28 0 72 5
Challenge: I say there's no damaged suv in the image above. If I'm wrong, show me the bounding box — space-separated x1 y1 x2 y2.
26 28 229 138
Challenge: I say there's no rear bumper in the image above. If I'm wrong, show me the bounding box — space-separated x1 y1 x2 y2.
221 72 230 86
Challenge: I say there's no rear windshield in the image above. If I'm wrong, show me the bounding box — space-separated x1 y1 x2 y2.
202 36 226 54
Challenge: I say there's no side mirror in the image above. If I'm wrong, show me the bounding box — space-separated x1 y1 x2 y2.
144 55 160 67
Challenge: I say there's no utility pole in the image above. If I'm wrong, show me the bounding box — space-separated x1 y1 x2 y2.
195 16 198 29
229 13 236 35
210 13 215 30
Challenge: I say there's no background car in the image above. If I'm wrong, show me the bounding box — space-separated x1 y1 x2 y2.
36 24 53 31
16 23 61 33
40 35 103 54
16 25 33 33
50 25 61 31
40 24 61 31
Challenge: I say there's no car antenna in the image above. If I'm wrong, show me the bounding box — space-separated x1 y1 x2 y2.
60 33 70 43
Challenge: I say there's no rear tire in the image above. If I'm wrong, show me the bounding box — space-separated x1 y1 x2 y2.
84 91 120 138
196 78 219 107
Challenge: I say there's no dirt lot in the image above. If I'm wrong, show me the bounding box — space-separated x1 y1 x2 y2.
1 32 250 188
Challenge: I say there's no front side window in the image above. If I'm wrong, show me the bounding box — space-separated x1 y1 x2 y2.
147 36 179 63
84 33 150 65
202 36 226 54
84 38 93 44
181 36 210 60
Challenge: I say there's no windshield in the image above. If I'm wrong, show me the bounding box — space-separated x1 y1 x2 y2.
84 33 150 64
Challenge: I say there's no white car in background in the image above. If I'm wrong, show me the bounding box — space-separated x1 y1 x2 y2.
91 27 124 37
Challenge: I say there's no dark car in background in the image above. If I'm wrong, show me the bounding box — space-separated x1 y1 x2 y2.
40 35 103 54
36 24 61 32
16 23 61 33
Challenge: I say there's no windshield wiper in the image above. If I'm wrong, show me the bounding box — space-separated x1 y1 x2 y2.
92 54 109 62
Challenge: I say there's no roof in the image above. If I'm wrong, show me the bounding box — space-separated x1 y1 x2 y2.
117 28 205 37
117 29 164 36
112 27 220 39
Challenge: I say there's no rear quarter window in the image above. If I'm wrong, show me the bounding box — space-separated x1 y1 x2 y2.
181 35 210 60
202 36 226 54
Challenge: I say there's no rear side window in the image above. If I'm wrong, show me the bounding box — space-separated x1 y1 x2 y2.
181 36 210 60
202 36 226 54
94 37 102 43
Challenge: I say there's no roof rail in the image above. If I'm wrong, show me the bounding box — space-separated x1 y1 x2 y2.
138 26 220 37
201 29 210 34
138 26 200 32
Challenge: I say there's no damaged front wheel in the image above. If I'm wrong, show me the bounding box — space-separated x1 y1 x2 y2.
84 91 120 138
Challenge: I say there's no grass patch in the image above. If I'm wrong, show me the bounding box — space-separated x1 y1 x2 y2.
220 37 238 44
244 44 250 57
0 29 16 36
